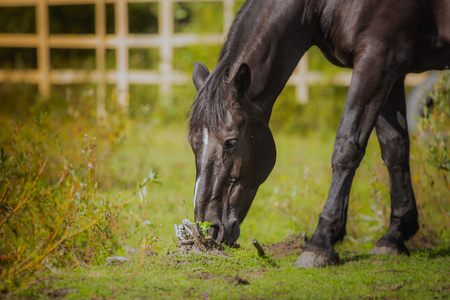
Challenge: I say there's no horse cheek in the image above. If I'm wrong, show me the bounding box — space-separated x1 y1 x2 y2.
229 156 243 179
256 135 276 185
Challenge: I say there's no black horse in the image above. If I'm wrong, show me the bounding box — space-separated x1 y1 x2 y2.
188 0 450 268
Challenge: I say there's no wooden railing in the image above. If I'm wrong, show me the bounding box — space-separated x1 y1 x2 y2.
0 0 427 118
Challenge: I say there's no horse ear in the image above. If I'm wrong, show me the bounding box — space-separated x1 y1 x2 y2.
193 62 210 91
233 63 251 93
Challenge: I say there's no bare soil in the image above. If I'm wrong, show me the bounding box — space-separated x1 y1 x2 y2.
173 232 307 259
264 233 307 258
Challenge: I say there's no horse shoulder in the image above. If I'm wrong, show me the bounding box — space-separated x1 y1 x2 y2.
430 0 450 45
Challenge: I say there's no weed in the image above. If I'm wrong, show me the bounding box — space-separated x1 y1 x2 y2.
409 71 450 248
366 71 450 250
0 97 157 295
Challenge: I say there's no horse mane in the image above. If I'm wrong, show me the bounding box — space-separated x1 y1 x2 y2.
188 1 251 134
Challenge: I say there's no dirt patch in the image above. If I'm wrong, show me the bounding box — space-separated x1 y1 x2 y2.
46 287 79 298
188 271 220 280
265 233 307 258
173 219 306 259
188 272 249 285
227 275 250 285
170 245 229 257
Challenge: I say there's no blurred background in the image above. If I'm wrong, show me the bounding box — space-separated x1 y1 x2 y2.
0 0 430 127
0 0 447 257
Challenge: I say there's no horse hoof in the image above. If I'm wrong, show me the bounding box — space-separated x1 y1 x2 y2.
370 246 407 256
294 250 339 268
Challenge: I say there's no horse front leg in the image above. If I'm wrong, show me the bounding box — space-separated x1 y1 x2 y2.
295 53 402 268
371 78 418 255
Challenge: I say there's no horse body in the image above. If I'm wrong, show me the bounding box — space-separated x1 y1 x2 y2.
188 0 450 268
314 0 450 72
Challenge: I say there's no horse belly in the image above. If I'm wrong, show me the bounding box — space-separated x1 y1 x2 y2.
411 46 450 73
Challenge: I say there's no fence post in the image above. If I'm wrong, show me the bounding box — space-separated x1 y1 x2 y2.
115 0 129 108
296 54 309 104
223 0 235 32
36 0 50 99
96 0 107 120
159 0 173 104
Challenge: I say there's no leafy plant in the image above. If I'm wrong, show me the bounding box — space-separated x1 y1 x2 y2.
0 119 109 292
364 71 450 251
408 71 450 248
0 104 158 295
198 221 213 236
416 71 450 188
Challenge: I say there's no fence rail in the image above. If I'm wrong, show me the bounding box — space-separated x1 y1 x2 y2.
0 0 427 118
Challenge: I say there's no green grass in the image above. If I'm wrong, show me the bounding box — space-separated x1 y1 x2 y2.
2 108 448 299
99 123 384 252
21 247 450 299
103 123 448 253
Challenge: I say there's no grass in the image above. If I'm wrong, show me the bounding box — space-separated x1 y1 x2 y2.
20 247 450 299
1 75 449 298
2 120 449 299
99 123 384 252
103 123 448 253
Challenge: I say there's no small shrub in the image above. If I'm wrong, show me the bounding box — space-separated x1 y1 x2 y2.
409 70 450 249
416 71 450 188
368 71 450 250
0 96 156 295
0 118 112 292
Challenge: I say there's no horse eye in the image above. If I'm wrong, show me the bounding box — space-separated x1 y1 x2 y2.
224 139 238 150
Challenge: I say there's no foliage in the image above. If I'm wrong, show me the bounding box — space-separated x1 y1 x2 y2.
198 222 213 236
0 91 159 295
0 116 107 292
417 71 450 181
49 5 95 34
270 85 347 135
359 71 450 250
0 6 35 34
407 70 450 248
128 3 158 34
173 2 224 33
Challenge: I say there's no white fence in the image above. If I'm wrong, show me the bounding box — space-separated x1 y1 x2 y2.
0 0 427 118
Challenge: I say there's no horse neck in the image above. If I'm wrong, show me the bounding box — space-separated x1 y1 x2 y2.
224 0 317 119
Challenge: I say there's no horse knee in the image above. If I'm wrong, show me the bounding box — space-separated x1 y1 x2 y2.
331 138 365 171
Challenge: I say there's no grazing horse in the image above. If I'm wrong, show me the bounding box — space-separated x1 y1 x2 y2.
188 0 450 268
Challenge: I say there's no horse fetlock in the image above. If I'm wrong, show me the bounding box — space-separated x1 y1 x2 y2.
372 234 410 256
400 210 419 239
370 245 410 256
294 249 340 269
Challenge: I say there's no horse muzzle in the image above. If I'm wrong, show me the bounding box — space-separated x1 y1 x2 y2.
207 219 240 246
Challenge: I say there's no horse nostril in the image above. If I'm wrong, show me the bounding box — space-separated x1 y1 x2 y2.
207 224 227 244
207 225 219 241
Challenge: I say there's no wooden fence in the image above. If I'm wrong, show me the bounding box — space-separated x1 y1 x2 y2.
0 0 427 118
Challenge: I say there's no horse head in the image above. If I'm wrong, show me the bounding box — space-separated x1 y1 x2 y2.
188 62 276 246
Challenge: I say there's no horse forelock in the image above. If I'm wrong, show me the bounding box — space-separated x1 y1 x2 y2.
188 63 231 135
188 2 252 136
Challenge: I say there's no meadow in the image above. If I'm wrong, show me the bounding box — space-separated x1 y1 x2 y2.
0 72 449 299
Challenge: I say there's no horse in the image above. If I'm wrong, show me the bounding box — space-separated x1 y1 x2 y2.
187 0 450 268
